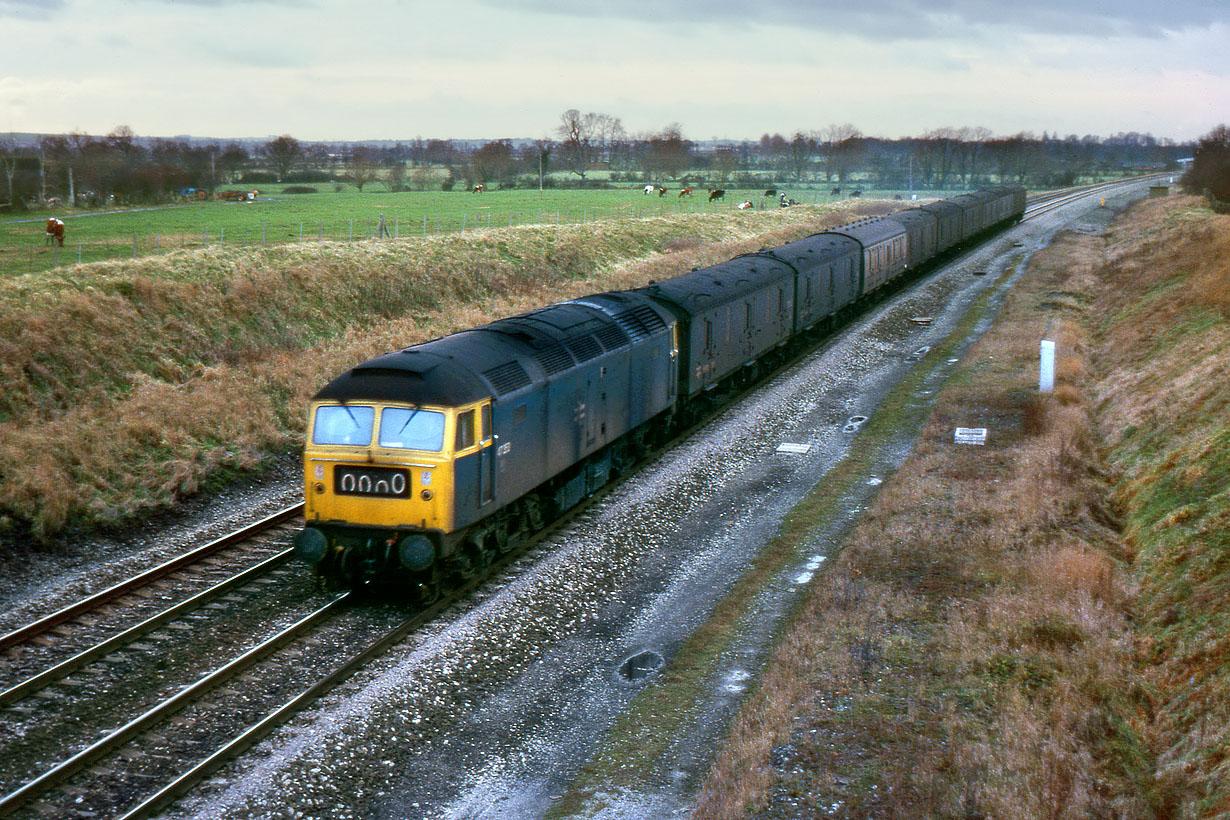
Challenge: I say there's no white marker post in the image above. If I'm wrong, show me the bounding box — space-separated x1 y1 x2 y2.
1039 339 1056 393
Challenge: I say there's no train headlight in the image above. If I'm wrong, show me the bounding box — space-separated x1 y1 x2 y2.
420 489 434 500
397 534 436 572
292 527 329 564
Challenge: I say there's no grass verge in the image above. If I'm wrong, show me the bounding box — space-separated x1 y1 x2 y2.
687 194 1229 819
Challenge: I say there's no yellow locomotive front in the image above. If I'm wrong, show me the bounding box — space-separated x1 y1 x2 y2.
293 396 491 586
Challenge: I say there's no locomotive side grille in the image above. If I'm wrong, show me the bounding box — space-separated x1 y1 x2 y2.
535 344 575 376
482 361 532 396
565 334 604 362
593 324 629 351
613 305 667 342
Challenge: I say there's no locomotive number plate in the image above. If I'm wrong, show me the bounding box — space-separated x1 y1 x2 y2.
334 466 411 498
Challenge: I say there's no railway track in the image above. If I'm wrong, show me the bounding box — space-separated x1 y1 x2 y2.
0 505 304 657
0 501 566 820
0 507 313 819
1022 175 1168 221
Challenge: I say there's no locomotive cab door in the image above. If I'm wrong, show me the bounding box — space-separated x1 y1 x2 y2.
478 401 494 506
455 402 495 510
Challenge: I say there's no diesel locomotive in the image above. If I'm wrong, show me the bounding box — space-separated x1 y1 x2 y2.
292 186 1026 596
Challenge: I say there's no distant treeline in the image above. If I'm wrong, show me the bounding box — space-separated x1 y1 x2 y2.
0 119 1196 211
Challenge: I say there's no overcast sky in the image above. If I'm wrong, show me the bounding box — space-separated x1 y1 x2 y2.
1 0 1226 144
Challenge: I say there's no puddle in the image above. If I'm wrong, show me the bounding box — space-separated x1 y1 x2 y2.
618 650 664 681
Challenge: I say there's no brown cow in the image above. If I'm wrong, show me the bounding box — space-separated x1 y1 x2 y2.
45 218 65 246
678 187 693 198
472 183 485 193
708 188 725 202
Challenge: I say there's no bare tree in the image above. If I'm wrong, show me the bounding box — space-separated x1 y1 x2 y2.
820 123 862 182
345 145 380 191
556 109 622 179
264 135 303 182
1180 124 1230 202
711 146 740 182
643 123 692 181
470 140 515 186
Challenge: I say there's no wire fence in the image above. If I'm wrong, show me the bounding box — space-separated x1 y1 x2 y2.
0 193 847 277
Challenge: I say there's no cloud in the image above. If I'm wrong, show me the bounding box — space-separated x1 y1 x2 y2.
0 0 67 15
488 0 1228 40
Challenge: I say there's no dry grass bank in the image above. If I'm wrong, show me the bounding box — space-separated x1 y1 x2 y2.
0 203 895 542
694 196 1229 819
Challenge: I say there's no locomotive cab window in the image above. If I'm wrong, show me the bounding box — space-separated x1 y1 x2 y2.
378 407 445 452
456 409 477 450
312 405 374 446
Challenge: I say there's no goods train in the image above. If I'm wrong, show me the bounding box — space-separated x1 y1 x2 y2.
292 186 1026 595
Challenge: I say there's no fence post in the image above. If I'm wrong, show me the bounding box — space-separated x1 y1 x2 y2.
318 221 323 241
133 236 138 258
299 221 304 240
77 241 82 264
349 219 354 241
423 215 427 235
262 222 267 245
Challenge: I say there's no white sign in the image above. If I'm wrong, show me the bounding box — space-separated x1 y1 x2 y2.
776 442 812 454
954 427 988 445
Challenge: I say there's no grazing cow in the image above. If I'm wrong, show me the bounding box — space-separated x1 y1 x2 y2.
764 188 776 197
643 184 656 194
45 218 65 246
708 188 725 202
851 189 863 197
778 193 797 207
472 183 485 193
831 187 842 196
737 200 754 210
678 187 693 198
655 186 668 197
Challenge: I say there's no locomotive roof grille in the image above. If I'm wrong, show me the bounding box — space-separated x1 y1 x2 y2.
613 305 667 342
565 334 604 362
536 344 575 376
593 323 629 351
482 360 532 396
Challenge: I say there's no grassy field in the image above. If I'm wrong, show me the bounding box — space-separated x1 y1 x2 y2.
0 184 947 278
